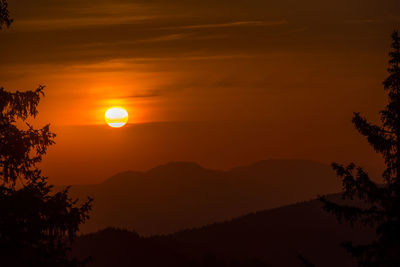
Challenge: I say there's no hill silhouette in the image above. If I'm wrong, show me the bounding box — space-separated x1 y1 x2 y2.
71 195 374 267
66 159 340 235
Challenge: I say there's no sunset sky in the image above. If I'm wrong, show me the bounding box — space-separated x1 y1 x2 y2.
1 0 400 184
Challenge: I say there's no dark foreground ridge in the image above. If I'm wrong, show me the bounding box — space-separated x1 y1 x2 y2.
71 194 374 267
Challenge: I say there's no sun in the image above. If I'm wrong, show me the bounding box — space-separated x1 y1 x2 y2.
105 107 128 128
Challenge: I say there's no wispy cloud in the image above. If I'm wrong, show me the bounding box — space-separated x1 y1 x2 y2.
162 20 288 30
127 91 162 98
9 1 169 31
66 33 207 50
14 15 162 31
15 18 288 32
59 54 263 72
347 18 378 24
135 33 190 43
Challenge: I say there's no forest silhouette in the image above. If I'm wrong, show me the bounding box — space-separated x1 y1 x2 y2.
2 0 400 266
70 196 375 266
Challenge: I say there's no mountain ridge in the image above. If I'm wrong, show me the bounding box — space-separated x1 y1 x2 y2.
65 159 341 235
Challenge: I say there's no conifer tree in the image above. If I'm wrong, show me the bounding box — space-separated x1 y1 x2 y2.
320 30 400 266
0 2 91 266
0 0 12 29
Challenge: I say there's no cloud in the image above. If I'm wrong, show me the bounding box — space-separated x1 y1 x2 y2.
14 15 162 31
135 33 191 43
161 20 288 30
127 91 162 98
9 1 171 31
70 33 190 50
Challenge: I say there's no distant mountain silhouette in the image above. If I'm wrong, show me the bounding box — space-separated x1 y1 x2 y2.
71 195 374 267
66 159 340 235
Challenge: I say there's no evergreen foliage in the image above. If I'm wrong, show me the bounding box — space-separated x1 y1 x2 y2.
320 30 400 266
0 2 92 266
0 0 12 29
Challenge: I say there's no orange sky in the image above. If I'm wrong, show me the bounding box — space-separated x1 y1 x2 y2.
1 0 400 184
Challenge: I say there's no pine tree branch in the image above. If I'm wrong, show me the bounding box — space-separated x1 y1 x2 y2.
320 196 383 227
352 113 393 156
332 163 389 207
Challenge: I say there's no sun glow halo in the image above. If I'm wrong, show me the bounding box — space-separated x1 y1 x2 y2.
105 107 128 128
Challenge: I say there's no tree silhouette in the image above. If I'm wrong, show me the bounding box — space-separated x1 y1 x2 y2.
0 2 92 266
0 0 12 29
320 30 400 266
